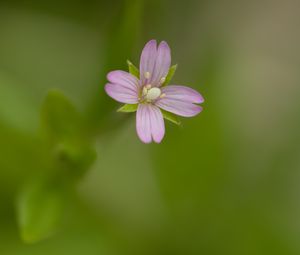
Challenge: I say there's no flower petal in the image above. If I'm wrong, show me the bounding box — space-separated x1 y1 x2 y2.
139 40 157 85
105 83 138 104
156 98 202 117
148 104 165 143
136 104 152 143
107 70 140 90
161 85 204 103
151 41 171 86
136 104 165 143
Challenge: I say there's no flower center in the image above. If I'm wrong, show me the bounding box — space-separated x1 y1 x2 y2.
140 84 164 103
145 87 161 101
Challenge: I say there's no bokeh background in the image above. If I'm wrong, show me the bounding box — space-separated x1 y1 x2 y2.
0 0 300 254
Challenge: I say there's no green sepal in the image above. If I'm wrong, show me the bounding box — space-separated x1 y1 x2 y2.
127 60 140 78
161 109 181 125
117 104 138 113
162 64 177 86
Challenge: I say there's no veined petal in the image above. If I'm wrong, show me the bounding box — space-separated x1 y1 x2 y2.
161 85 204 103
136 104 152 143
156 98 202 117
149 104 165 143
105 83 138 104
151 41 171 86
136 104 165 143
139 40 157 85
107 70 140 90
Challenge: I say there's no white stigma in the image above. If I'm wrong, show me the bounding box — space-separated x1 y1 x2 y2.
144 72 151 79
145 87 161 101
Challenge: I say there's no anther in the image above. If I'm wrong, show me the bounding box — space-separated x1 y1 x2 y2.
144 72 151 79
160 77 166 84
145 84 152 89
142 87 148 96
160 93 166 98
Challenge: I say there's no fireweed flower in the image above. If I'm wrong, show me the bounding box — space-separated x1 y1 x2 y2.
105 40 204 143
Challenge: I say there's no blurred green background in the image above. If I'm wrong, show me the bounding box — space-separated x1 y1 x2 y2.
0 0 300 254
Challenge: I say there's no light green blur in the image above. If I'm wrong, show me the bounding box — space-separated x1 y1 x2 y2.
0 0 299 254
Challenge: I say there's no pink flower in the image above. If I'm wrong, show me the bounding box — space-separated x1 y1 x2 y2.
105 40 204 143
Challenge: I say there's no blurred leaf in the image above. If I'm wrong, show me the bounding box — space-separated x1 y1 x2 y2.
16 180 66 243
162 64 177 86
127 60 140 78
54 141 97 181
41 89 82 142
15 90 98 244
117 104 138 113
161 109 181 125
41 89 97 178
41 90 97 180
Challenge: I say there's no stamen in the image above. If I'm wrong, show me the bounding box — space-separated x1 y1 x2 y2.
160 93 166 99
144 72 151 79
145 84 152 89
160 77 166 84
142 87 148 96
